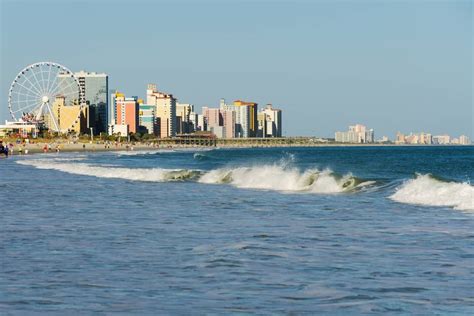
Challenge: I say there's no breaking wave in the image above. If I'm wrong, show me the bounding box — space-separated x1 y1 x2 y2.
115 149 174 156
390 174 474 211
193 152 210 161
198 165 368 193
16 160 201 182
17 159 372 194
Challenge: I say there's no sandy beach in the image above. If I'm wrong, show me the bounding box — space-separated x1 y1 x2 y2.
1 139 467 157
0 141 177 156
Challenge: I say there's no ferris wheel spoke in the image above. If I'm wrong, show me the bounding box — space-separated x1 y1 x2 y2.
11 88 40 97
61 87 80 98
24 72 45 96
44 64 54 95
18 73 43 96
12 100 42 108
11 90 41 101
51 79 78 99
47 70 63 96
28 66 46 95
41 68 52 94
38 67 47 93
12 100 41 109
49 75 74 97
49 82 66 98
14 102 43 115
13 81 42 99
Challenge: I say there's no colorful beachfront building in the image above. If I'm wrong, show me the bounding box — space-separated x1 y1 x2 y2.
176 103 194 134
109 92 139 134
335 124 374 143
219 98 258 138
233 100 258 137
59 70 109 134
258 104 282 137
51 96 88 134
138 102 156 135
146 84 177 138
202 106 235 139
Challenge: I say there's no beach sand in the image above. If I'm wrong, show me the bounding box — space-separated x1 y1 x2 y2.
1 141 189 156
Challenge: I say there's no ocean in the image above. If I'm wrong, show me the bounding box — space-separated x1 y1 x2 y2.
1 146 473 314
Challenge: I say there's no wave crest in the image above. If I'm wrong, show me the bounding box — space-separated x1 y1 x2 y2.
390 174 474 211
17 159 371 194
198 165 365 193
16 160 200 182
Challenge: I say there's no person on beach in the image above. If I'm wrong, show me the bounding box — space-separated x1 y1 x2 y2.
43 144 48 153
1 142 9 157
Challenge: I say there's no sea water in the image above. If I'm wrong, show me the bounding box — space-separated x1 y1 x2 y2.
1 146 473 314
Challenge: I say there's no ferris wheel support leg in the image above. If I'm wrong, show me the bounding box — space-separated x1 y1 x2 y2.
35 102 45 121
46 102 60 133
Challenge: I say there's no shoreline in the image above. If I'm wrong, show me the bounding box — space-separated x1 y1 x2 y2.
1 140 471 157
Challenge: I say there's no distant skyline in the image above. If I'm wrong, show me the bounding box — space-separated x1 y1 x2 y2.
0 0 472 138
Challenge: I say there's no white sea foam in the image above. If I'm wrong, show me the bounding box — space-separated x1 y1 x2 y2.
117 148 214 156
17 159 369 194
390 174 474 212
50 156 87 162
198 165 361 193
115 149 173 156
16 160 200 182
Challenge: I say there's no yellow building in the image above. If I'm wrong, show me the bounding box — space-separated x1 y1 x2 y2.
233 100 258 137
146 84 176 138
52 96 88 133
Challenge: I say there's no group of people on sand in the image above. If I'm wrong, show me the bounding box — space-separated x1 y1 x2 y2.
0 139 31 157
42 143 60 153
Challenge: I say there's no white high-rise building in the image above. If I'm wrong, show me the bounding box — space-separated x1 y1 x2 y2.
219 98 253 138
260 104 282 137
197 114 206 132
336 124 374 143
459 135 471 145
433 135 450 144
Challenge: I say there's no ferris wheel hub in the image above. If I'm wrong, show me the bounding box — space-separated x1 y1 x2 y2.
42 95 49 103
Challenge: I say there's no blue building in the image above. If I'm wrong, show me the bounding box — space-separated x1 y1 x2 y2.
75 71 109 134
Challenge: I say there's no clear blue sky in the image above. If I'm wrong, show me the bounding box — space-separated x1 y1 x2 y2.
0 0 472 138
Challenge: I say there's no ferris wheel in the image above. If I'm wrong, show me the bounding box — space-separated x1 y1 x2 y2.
8 62 84 133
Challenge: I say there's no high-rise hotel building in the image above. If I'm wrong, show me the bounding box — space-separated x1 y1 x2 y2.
74 71 108 134
219 98 258 138
109 92 139 134
258 104 282 137
146 84 176 138
335 124 374 143
58 70 108 134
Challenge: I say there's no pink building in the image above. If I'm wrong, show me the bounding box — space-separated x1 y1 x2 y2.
203 107 222 127
221 109 235 139
115 97 139 133
202 107 235 139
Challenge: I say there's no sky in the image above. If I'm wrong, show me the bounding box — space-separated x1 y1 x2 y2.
0 0 472 138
